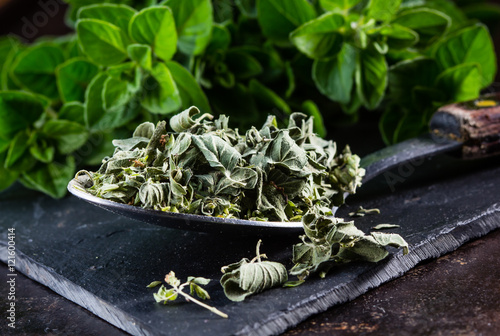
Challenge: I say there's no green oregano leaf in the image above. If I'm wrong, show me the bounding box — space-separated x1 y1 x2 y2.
367 0 402 22
127 44 153 71
355 47 388 110
141 62 182 114
312 43 357 105
161 0 213 56
5 130 30 169
165 61 212 114
0 91 49 141
77 19 129 66
11 44 65 99
128 6 177 61
290 12 345 60
257 0 317 47
392 8 451 48
77 4 136 33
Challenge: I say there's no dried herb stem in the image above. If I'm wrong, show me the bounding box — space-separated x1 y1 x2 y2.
150 271 228 318
175 286 228 319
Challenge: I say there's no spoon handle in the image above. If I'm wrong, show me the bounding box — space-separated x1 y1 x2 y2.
360 93 500 185
430 92 500 159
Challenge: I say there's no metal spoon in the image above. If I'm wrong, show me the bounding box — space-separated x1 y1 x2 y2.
68 94 500 234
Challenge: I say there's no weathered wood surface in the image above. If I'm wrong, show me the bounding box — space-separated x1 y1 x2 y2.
431 92 500 158
1 155 500 336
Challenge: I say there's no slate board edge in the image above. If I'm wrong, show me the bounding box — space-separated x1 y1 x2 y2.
0 248 156 336
0 203 499 336
235 203 500 336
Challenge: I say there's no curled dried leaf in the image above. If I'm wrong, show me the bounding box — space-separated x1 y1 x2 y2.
138 181 168 209
169 106 200 132
133 122 155 138
220 240 288 301
372 223 400 230
349 206 381 217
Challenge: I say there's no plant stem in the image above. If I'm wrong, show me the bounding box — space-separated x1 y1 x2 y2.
178 290 228 319
256 239 262 262
249 239 268 264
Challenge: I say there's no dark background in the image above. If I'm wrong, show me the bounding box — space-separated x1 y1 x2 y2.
2 0 500 70
2 0 500 153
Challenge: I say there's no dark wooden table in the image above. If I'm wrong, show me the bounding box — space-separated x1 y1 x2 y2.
1 229 499 336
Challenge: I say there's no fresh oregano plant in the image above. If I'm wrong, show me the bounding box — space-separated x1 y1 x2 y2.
1 0 498 198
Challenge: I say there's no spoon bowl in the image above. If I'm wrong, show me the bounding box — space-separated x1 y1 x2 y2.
67 178 304 235
67 94 500 235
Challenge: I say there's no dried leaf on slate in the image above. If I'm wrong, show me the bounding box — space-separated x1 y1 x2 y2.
220 240 288 302
290 212 409 280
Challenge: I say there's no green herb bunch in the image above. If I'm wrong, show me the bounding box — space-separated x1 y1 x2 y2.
0 1 214 197
77 107 364 221
1 0 497 198
192 0 498 141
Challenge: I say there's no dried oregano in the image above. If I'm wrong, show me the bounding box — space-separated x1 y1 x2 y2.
290 212 409 280
79 106 409 303
148 271 228 318
349 206 381 217
76 106 365 222
220 240 288 302
220 216 409 300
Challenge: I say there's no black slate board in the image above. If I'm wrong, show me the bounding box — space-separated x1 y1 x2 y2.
1 155 500 336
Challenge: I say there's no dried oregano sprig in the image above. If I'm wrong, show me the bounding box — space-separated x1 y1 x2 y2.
148 271 228 319
290 212 409 280
220 219 409 300
77 106 365 222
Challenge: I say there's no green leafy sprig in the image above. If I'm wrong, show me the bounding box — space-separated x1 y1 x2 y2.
148 271 229 318
196 0 498 142
0 1 213 197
